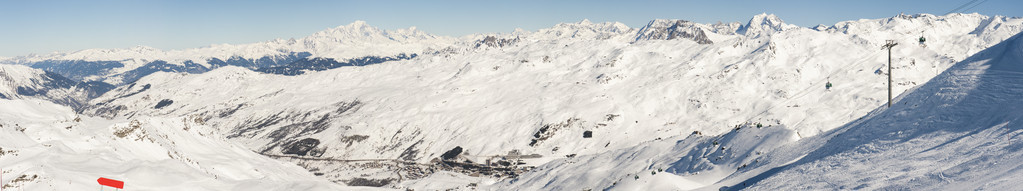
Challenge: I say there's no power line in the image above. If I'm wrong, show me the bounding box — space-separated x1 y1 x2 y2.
945 0 980 15
738 0 988 125
961 0 990 13
945 0 984 15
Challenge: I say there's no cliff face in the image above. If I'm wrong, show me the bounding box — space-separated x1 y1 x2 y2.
635 19 714 44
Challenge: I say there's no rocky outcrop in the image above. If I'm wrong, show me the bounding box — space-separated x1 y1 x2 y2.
474 36 520 48
635 19 713 44
737 13 797 37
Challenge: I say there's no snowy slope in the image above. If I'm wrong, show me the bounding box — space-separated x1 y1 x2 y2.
0 64 113 109
0 22 459 85
0 21 456 66
68 13 1023 189
492 122 800 190
720 24 1023 191
0 98 376 190
497 18 1023 191
635 19 714 44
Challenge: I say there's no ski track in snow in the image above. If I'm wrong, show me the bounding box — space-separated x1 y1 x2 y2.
0 99 377 190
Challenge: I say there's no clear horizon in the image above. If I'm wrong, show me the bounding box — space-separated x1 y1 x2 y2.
2 0 1021 57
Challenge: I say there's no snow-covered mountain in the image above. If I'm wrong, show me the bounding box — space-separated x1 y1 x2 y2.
635 19 714 44
2 13 1022 190
0 98 379 190
531 19 634 40
729 29 1023 190
738 13 799 37
0 64 113 109
500 24 1023 191
1 21 453 65
0 21 457 85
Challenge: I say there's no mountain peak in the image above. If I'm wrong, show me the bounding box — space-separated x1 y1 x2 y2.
130 45 161 52
813 24 830 31
739 13 792 36
308 21 386 40
346 20 378 32
538 19 632 40
644 19 695 28
347 20 370 28
329 20 380 33
635 19 713 44
747 13 785 28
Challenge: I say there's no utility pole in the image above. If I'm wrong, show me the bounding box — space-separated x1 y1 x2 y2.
882 40 898 108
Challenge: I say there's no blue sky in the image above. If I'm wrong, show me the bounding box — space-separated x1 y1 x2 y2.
1 0 1020 57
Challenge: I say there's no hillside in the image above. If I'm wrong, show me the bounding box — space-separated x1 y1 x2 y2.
725 24 1023 191
0 99 373 190
495 27 1023 191
70 13 1023 189
0 64 113 109
1 13 1022 190
0 22 457 85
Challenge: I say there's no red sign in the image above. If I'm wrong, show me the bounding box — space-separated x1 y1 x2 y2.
97 177 124 189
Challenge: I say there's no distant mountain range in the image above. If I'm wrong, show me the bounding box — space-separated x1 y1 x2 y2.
0 14 817 86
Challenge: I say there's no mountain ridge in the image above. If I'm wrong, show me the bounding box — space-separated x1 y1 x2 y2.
1 13 1011 86
2 12 1022 190
5 13 1002 66
69 13 1023 189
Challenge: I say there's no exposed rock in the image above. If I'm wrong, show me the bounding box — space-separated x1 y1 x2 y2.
282 138 320 156
441 146 463 160
474 36 519 48
530 118 582 147
737 13 795 37
635 19 713 44
154 99 173 109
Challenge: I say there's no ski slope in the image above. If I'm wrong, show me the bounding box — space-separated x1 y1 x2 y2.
1 13 1021 190
497 21 1023 191
0 99 377 190
70 13 1023 189
724 25 1023 191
